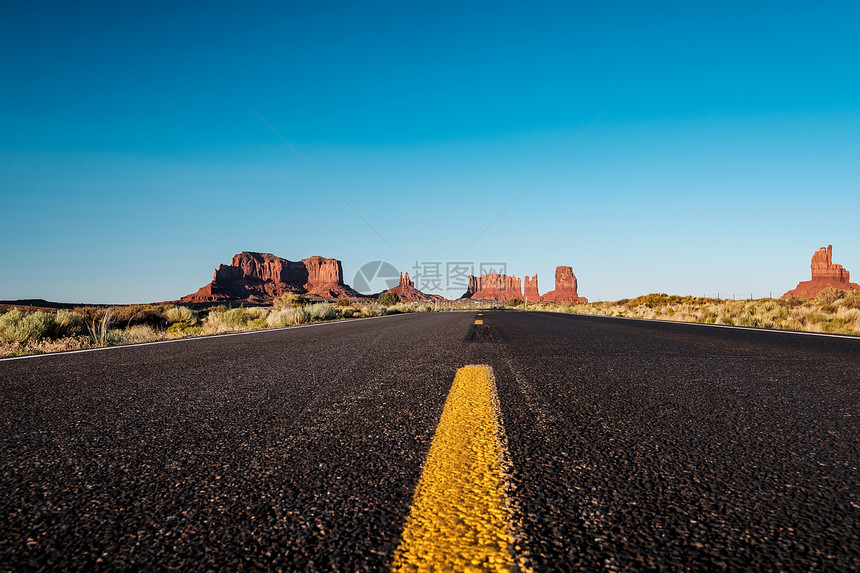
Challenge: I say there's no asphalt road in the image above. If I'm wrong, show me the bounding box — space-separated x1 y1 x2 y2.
1 311 858 571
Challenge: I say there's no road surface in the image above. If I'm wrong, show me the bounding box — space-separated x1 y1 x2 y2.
2 311 858 570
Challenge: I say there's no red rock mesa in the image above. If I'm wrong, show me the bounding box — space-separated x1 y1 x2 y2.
463 273 523 301
462 266 587 303
381 272 438 301
181 252 360 303
523 274 540 302
541 266 588 303
782 245 860 298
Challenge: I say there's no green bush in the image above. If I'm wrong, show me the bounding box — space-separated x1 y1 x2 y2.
335 298 352 307
167 322 202 335
307 303 337 321
165 306 198 325
0 309 57 342
206 308 250 329
378 292 400 306
266 307 310 327
54 309 84 337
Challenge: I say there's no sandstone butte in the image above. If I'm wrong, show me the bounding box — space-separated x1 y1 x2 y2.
782 245 860 298
181 252 361 303
381 272 443 301
540 266 588 303
462 266 587 303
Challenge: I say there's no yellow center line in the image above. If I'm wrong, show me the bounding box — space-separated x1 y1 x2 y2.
393 365 514 572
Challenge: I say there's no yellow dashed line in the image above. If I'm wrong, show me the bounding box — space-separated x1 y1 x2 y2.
475 320 484 325
393 365 513 572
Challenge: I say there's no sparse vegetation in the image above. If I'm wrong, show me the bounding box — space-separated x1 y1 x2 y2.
522 290 860 336
378 292 400 306
0 309 57 343
165 306 198 325
6 290 853 359
0 299 435 358
273 292 306 308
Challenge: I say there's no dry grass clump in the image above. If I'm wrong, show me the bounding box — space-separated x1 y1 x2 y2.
0 335 92 358
266 307 310 327
204 307 255 332
523 290 860 335
273 293 306 308
165 306 199 325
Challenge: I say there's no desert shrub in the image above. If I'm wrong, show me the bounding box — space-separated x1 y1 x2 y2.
816 287 844 304
803 313 827 326
837 292 860 310
335 298 352 307
166 322 203 337
720 317 733 325
206 308 250 330
112 304 168 328
87 309 114 345
112 325 157 344
628 293 671 308
507 298 524 307
72 306 106 325
54 309 84 337
307 303 337 321
245 307 270 320
0 309 57 343
273 293 306 308
165 306 199 325
378 292 400 306
360 302 386 317
266 307 310 327
736 314 759 327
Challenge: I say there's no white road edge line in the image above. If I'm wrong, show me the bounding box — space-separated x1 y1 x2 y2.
536 310 860 341
0 313 416 363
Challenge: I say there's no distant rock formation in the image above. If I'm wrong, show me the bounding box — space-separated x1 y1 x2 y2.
541 266 587 303
461 266 587 302
382 272 439 301
523 274 540 302
181 252 360 303
782 245 860 298
462 273 523 301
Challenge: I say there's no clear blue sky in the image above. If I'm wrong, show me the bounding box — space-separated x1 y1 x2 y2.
2 1 858 303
